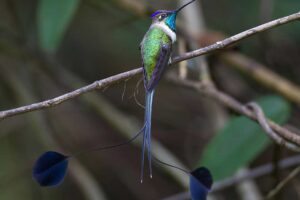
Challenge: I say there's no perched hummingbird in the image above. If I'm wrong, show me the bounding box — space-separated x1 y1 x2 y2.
31 0 198 188
139 0 196 182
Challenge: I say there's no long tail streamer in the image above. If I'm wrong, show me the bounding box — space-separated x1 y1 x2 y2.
140 89 155 182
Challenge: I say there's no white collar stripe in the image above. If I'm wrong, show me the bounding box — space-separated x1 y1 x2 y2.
150 23 176 43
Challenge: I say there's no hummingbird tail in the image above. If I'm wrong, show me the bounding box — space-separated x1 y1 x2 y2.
140 90 155 182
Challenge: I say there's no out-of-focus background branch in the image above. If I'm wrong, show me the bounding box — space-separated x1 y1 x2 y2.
1 0 300 200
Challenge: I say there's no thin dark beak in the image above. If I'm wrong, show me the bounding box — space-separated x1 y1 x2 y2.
175 0 196 13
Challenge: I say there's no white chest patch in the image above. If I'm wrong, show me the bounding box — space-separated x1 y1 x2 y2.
150 22 176 43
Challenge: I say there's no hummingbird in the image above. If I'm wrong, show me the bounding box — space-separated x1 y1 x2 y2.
139 0 196 182
31 0 198 187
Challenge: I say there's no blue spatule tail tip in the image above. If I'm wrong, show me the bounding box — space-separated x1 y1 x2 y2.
33 121 146 187
32 151 69 187
191 167 213 190
190 167 213 200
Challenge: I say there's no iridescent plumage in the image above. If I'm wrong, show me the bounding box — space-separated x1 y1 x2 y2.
139 0 195 182
32 0 197 187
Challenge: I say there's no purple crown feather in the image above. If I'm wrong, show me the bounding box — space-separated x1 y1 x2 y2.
151 10 174 18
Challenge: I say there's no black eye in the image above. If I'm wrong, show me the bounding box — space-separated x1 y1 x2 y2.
158 14 167 21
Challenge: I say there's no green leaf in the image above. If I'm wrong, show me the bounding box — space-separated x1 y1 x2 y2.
199 95 291 181
37 0 80 52
273 0 300 41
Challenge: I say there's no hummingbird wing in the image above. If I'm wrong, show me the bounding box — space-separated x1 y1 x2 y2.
144 43 172 91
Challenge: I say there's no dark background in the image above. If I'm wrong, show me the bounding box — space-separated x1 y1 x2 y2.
0 0 300 199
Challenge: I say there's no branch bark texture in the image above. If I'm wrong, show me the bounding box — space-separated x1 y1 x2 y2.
0 11 299 120
167 75 300 146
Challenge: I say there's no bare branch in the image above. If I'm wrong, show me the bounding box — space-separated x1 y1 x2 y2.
220 52 300 105
163 154 300 200
246 103 300 151
0 11 299 120
167 75 300 146
265 166 300 199
0 68 142 120
172 11 300 64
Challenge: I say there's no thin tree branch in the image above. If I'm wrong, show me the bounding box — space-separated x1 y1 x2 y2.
0 11 299 120
187 30 300 105
172 11 300 64
246 102 300 151
163 154 300 200
178 38 188 79
220 52 300 105
0 68 142 120
179 0 213 84
45 66 190 187
167 75 300 146
265 166 300 200
1 66 108 200
235 168 263 200
215 155 300 192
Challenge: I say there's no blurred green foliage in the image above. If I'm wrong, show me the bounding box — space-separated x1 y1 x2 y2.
200 95 291 181
37 0 80 52
0 0 300 199
203 0 300 39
